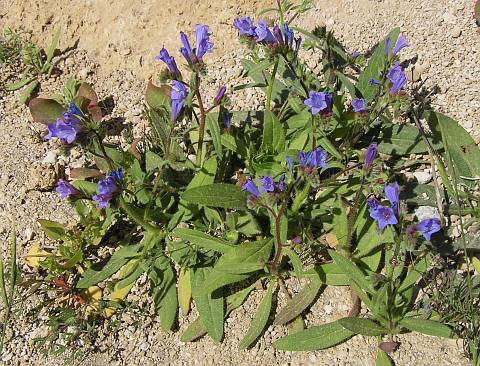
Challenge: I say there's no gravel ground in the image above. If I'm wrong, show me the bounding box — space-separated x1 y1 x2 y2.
0 0 478 365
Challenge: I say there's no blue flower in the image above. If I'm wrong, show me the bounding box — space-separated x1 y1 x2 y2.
351 51 360 58
352 98 366 112
233 16 256 37
179 31 194 64
392 34 408 55
385 182 400 216
369 204 398 231
242 177 260 198
416 218 441 241
194 24 214 59
304 91 333 115
68 102 82 116
259 175 275 193
387 63 407 94
45 112 81 144
363 143 378 172
278 174 286 192
254 20 275 43
294 36 302 52
368 79 382 86
214 85 226 105
155 47 181 78
92 193 112 209
108 168 123 182
384 36 391 55
298 147 328 169
273 25 284 45
170 80 188 121
282 23 294 47
221 111 231 129
93 170 122 209
286 156 294 171
55 180 77 200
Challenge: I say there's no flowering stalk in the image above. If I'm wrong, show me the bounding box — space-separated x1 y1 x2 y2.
266 58 279 112
194 73 207 166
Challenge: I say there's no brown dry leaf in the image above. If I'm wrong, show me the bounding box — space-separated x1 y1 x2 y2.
324 232 339 248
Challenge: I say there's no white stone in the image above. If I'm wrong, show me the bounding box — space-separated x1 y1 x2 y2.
41 150 57 165
413 171 432 184
414 206 440 221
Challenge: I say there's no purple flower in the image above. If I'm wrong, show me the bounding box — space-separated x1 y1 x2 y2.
384 36 391 55
242 177 260 198
45 113 81 144
282 23 294 47
352 98 366 112
385 182 400 215
298 151 310 167
259 175 275 193
170 80 188 121
351 51 360 58
367 197 380 213
214 85 226 105
278 174 286 192
416 218 441 241
294 36 302 52
108 168 123 182
93 170 122 209
97 176 118 196
310 147 329 169
387 63 407 94
221 111 231 129
254 20 275 43
392 34 408 56
363 143 378 172
179 31 195 64
304 91 333 115
368 79 382 86
68 102 82 116
369 204 398 231
273 25 284 45
233 16 256 37
286 156 294 171
45 122 59 141
155 47 181 78
194 24 214 59
92 193 112 209
55 179 77 200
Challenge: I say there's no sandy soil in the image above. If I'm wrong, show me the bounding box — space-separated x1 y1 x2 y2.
0 0 478 365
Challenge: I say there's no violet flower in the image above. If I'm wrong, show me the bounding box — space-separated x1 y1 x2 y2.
363 143 378 172
194 24 214 59
92 169 122 209
44 112 81 144
233 16 256 37
155 47 181 78
352 98 366 112
416 218 441 241
298 147 329 169
55 179 77 200
278 174 286 192
259 175 275 193
282 23 294 47
304 91 333 115
392 34 408 55
254 20 275 43
387 63 407 94
170 80 188 121
179 31 195 64
367 198 398 231
214 85 226 105
68 102 82 116
368 79 382 86
385 182 400 216
242 177 260 198
221 111 231 129
384 36 391 55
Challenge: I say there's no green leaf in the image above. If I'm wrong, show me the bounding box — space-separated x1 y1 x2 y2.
38 219 65 240
398 255 429 293
145 81 171 110
148 255 178 331
206 113 223 159
378 123 443 156
197 269 251 296
28 98 65 124
145 151 166 172
186 156 217 189
399 318 452 338
376 349 394 366
338 317 387 336
77 244 141 288
19 80 39 105
239 281 275 349
181 183 247 210
72 180 98 196
5 76 35 91
328 250 375 294
172 228 234 253
261 110 285 153
178 267 192 315
273 320 354 351
312 263 349 286
357 28 400 102
192 267 224 342
273 275 323 325
46 28 61 65
214 239 273 274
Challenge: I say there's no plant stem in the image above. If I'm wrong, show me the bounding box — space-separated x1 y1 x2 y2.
266 58 279 112
119 197 162 234
194 73 207 167
95 132 114 171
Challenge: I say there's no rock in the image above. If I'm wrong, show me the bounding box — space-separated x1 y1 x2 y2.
27 165 57 191
41 150 57 165
24 227 34 241
413 171 432 184
451 27 462 38
414 206 440 221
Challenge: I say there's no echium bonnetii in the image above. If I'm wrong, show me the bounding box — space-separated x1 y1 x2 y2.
92 168 123 209
44 102 83 144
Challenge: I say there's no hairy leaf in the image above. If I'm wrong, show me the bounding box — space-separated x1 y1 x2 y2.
181 183 247 210
28 98 65 124
338 317 387 336
172 228 234 253
399 318 452 338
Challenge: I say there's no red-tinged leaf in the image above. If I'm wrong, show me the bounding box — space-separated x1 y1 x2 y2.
77 82 98 103
29 98 65 124
87 101 103 122
379 341 400 353
145 79 171 109
69 168 103 179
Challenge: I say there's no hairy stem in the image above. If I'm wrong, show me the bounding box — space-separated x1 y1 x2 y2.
119 197 162 234
194 73 207 167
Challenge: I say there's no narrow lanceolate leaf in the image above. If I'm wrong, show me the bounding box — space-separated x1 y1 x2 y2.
399 318 452 338
261 110 285 153
181 183 248 210
214 239 273 274
338 317 387 336
172 228 234 253
178 267 192 315
376 349 394 366
273 276 323 325
328 250 375 294
77 244 141 288
206 113 223 159
19 80 39 105
197 270 251 296
239 281 276 349
273 320 354 351
38 219 65 240
192 268 225 343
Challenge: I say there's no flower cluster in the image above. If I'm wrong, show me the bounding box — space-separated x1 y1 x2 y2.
180 24 214 65
242 174 286 199
44 103 82 144
155 48 181 79
233 17 301 51
92 168 123 209
304 91 333 116
55 179 78 200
